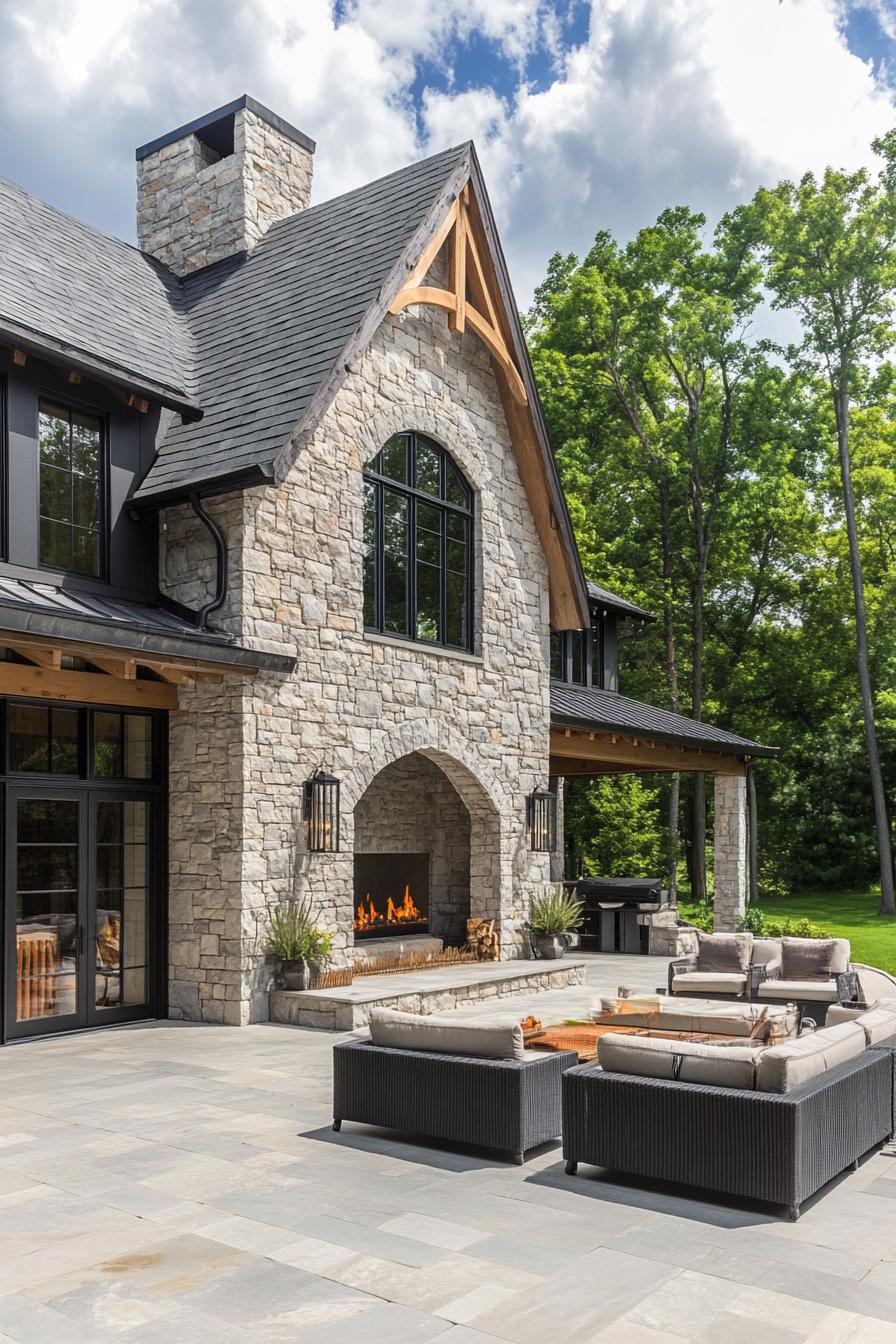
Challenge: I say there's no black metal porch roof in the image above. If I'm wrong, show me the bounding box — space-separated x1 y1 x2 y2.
550 682 777 758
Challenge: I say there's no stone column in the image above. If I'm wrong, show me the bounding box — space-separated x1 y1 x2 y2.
713 771 747 931
549 778 565 883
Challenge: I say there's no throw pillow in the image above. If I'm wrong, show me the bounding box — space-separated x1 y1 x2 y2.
781 937 835 981
696 931 752 973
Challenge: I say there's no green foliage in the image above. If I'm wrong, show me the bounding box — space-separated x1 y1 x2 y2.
564 775 665 879
266 900 333 967
529 887 584 935
678 903 715 933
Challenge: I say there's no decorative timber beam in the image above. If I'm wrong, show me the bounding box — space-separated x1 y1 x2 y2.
388 184 528 407
550 726 746 777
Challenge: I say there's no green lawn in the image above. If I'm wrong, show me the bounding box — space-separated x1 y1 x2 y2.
758 891 896 975
684 889 896 974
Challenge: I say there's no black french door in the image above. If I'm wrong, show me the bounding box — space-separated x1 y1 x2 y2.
4 785 160 1040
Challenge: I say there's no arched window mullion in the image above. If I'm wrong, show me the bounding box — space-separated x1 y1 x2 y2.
363 431 473 652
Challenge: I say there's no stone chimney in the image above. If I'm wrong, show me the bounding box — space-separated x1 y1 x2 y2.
136 95 315 276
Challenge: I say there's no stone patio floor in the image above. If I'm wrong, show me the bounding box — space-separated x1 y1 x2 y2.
0 954 895 1341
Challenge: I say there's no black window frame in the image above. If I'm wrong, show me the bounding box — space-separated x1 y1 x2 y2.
549 623 603 689
4 702 162 784
363 432 475 653
37 394 108 582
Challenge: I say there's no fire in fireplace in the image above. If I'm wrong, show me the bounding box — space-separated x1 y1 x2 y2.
353 853 430 939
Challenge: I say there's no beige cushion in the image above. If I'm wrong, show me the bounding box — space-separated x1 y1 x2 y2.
757 979 839 1002
756 1022 865 1093
672 971 747 996
829 939 851 974
368 1008 525 1060
598 1033 759 1089
848 1006 896 1046
751 937 780 967
697 932 752 973
825 1004 865 1026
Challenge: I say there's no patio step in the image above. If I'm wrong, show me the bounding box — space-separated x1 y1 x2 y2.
269 958 588 1031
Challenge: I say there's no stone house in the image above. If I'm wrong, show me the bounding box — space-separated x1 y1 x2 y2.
0 95 774 1040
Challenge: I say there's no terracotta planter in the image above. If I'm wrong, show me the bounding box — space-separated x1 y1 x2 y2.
279 959 319 990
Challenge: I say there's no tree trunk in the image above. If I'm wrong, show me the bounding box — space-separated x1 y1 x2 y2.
746 761 758 906
659 472 681 899
835 386 896 914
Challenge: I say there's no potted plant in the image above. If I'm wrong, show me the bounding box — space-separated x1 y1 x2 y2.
528 887 584 960
267 899 333 990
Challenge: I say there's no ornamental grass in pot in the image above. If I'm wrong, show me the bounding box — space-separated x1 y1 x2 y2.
267 899 333 990
529 887 584 960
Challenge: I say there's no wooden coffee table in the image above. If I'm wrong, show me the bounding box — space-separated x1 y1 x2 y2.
525 1022 764 1063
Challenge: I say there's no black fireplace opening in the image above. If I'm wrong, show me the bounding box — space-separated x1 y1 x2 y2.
353 852 430 939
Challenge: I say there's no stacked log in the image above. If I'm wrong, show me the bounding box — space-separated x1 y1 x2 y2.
466 918 500 961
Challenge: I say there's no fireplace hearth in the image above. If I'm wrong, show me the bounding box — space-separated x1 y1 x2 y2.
353 853 430 940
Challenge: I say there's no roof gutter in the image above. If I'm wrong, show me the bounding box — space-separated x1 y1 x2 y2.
0 318 203 422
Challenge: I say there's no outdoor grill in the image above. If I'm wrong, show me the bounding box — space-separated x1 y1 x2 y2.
575 877 667 953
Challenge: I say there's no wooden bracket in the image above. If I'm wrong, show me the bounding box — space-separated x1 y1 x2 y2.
389 183 528 406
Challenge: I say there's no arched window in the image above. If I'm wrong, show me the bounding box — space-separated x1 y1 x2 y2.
363 432 473 651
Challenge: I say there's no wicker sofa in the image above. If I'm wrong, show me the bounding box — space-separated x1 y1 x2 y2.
563 1007 896 1219
669 933 854 1020
332 1008 578 1164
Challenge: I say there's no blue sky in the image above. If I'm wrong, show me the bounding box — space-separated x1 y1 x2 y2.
0 1 895 303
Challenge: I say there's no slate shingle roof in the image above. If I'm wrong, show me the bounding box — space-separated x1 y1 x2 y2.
0 176 194 405
135 143 472 501
550 682 776 757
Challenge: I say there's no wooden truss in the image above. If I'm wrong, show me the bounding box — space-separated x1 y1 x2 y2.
0 634 258 711
388 184 528 406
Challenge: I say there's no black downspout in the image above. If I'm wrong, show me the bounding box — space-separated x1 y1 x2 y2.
189 493 228 630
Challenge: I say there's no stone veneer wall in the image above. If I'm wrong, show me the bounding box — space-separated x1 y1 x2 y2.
354 753 472 946
137 106 313 276
166 288 554 1024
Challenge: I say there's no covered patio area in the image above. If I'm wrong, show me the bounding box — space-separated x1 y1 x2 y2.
550 682 778 930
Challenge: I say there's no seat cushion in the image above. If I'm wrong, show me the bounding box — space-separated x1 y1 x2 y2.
696 932 752 973
598 1033 759 1089
750 937 781 967
757 979 839 1002
672 971 747 996
368 1008 525 1059
847 1005 896 1046
780 937 835 980
756 1021 866 1093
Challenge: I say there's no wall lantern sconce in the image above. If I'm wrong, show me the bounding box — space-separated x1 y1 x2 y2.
304 770 341 853
527 785 557 853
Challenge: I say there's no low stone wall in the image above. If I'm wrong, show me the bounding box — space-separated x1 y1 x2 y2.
270 959 587 1031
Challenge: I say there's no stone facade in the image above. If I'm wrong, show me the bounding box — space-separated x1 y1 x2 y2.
137 105 314 276
713 772 748 931
165 290 555 1024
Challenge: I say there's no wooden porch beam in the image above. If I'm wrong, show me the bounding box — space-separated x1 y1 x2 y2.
550 727 745 777
0 663 177 710
7 645 62 670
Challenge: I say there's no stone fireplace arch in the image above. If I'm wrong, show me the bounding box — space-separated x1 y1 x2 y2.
352 748 502 949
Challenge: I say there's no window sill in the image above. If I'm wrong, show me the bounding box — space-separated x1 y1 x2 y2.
363 631 484 666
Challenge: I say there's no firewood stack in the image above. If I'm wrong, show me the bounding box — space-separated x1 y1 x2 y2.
466 918 500 961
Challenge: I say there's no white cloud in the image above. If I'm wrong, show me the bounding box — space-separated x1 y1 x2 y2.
0 0 893 304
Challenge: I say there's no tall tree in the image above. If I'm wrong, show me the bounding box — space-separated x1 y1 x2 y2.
742 137 896 913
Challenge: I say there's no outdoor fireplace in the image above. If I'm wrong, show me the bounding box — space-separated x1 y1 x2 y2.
353 853 430 940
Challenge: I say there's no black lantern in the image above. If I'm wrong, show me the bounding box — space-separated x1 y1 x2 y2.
304 770 340 852
527 785 557 852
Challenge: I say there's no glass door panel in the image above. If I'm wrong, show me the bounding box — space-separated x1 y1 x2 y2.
14 797 80 1026
93 799 149 1013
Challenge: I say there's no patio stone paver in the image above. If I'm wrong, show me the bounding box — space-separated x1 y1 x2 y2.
0 954 895 1341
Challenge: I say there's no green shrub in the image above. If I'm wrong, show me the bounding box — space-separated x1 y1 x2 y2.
529 887 584 935
734 908 832 939
678 902 715 932
267 900 333 966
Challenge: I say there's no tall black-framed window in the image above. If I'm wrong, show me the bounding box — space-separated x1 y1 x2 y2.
38 398 105 579
363 432 474 651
